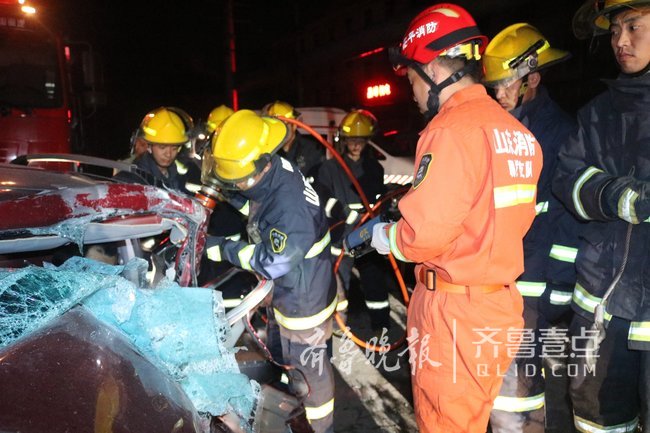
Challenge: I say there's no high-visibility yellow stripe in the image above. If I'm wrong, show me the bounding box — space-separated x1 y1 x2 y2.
206 245 221 262
387 223 411 262
572 167 602 220
572 283 601 314
516 281 546 297
348 203 364 210
273 296 338 330
345 210 359 225
619 188 639 224
492 393 545 412
572 284 613 321
535 201 549 215
550 290 572 305
324 198 338 218
237 244 255 271
366 300 390 310
574 414 638 433
494 184 536 209
305 232 330 259
629 321 650 342
305 398 334 421
185 182 201 193
336 299 349 311
549 244 578 263
175 160 188 175
239 201 250 216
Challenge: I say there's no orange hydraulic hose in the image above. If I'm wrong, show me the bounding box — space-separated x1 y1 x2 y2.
281 116 411 352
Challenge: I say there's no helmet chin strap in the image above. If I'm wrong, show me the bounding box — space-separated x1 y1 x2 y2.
514 75 529 110
412 60 479 120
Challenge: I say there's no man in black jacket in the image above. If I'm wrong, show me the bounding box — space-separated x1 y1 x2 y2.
483 23 581 433
203 109 336 433
263 101 325 180
116 107 201 196
316 109 392 332
553 2 650 431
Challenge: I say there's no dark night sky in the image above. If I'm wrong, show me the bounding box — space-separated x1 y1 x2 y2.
42 0 616 159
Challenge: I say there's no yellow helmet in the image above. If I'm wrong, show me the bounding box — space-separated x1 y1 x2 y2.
140 107 192 145
262 100 300 119
208 109 288 185
483 23 570 88
206 105 235 133
593 0 650 30
339 109 377 138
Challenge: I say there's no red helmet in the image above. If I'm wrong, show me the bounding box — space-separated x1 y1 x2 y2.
391 3 487 73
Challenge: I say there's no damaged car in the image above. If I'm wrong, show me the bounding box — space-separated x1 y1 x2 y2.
0 158 312 433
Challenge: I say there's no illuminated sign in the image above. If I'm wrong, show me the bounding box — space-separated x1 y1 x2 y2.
366 83 391 100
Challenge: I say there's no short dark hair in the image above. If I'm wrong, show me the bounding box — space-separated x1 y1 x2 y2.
436 56 483 83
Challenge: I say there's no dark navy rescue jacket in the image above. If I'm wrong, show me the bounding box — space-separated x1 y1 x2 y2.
211 155 336 326
553 73 650 345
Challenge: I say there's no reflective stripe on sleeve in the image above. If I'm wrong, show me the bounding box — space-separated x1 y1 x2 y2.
185 182 201 193
345 210 359 225
574 414 638 433
305 398 334 421
619 188 639 224
324 198 338 218
549 244 578 263
237 244 256 271
493 184 537 209
336 299 349 311
175 160 188 175
515 281 546 297
305 232 331 259
330 245 343 256
348 203 364 210
387 223 411 262
238 201 250 216
629 321 650 342
206 245 221 262
549 290 572 305
273 296 338 330
572 284 613 322
492 393 545 412
365 300 390 310
535 201 549 215
572 283 601 314
572 167 602 220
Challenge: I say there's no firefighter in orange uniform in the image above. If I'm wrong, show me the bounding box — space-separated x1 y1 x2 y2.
372 4 543 432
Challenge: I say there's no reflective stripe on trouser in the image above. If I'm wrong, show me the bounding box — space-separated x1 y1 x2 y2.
357 252 392 330
568 315 648 433
490 302 545 433
407 280 524 433
278 318 334 433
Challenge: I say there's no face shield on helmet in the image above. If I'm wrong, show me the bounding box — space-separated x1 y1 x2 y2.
388 4 488 118
201 109 289 190
594 0 650 30
572 0 650 39
483 23 570 89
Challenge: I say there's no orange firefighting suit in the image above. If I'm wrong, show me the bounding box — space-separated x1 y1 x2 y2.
384 85 542 433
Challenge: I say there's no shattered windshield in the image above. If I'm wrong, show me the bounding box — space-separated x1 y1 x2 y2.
0 27 63 109
0 257 259 430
